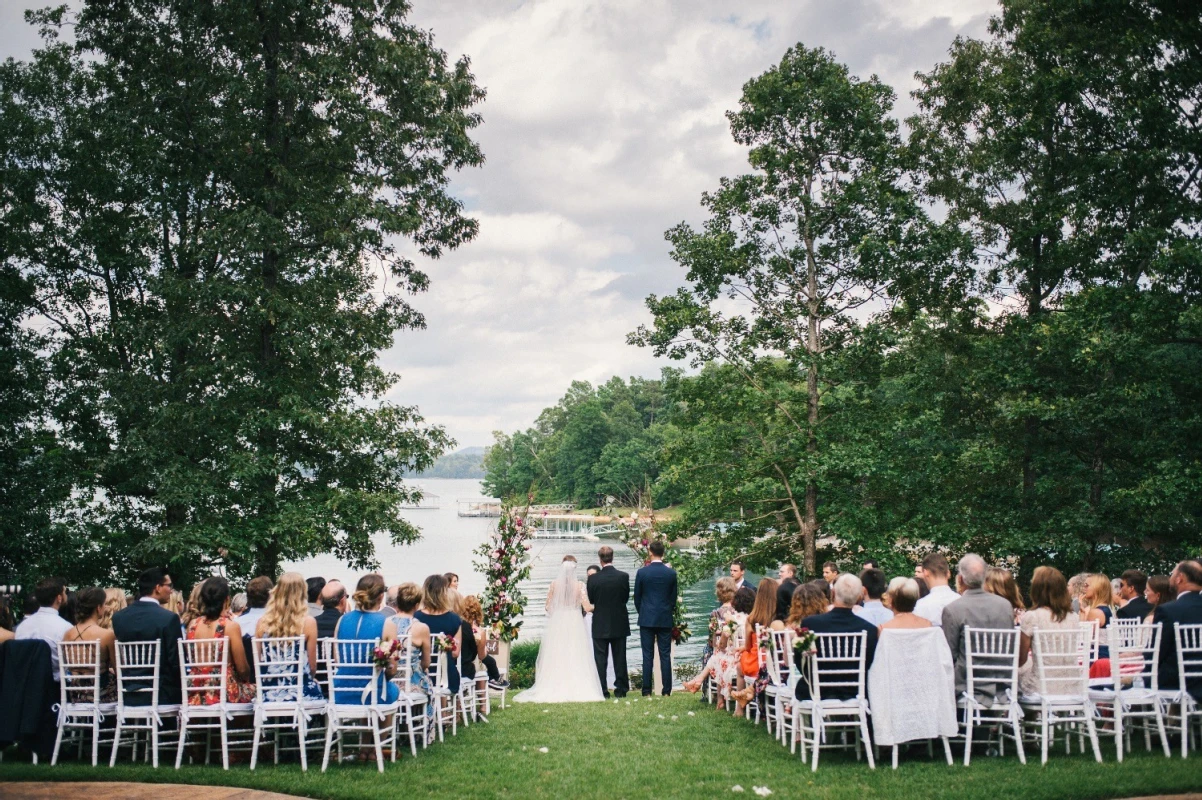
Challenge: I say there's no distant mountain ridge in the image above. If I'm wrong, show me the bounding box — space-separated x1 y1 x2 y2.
417 446 487 478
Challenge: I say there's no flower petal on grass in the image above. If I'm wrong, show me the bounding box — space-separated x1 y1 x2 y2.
687 711 696 716
731 786 744 793
538 747 549 754
753 788 772 797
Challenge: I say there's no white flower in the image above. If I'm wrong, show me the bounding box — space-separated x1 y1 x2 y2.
613 699 619 704
731 787 744 793
687 711 696 716
625 701 631 706
753 788 773 797
538 747 549 754
657 714 665 719
671 715 678 720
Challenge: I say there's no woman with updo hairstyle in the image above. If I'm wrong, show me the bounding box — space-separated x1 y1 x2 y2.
415 574 463 694
60 586 118 702
700 577 738 669
386 582 433 714
184 576 256 704
333 573 400 705
458 594 505 688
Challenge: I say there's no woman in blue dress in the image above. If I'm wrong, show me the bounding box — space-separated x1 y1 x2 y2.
388 582 434 718
254 571 325 702
414 574 462 694
333 574 400 704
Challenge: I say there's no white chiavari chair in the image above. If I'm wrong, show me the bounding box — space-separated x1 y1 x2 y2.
53 640 115 766
1088 621 1169 761
175 637 255 770
790 631 875 772
321 639 399 773
250 636 325 770
1020 627 1101 764
959 627 1025 766
109 640 179 768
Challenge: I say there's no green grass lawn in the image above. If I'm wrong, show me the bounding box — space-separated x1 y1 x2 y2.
3 694 1201 800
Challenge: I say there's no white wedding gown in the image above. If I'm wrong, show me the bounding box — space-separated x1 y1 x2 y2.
514 561 605 703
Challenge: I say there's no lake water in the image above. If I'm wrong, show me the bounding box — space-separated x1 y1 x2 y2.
284 478 724 675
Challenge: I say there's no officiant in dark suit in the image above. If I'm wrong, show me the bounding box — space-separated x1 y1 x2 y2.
634 540 678 696
587 546 630 698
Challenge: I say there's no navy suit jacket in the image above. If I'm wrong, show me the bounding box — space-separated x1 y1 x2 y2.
633 561 678 630
1152 591 1202 701
110 599 184 706
792 607 878 702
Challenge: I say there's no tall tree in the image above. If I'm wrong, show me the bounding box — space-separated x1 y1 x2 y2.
0 1 483 582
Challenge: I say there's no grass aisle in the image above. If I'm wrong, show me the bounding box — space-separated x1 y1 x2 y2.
3 694 1202 799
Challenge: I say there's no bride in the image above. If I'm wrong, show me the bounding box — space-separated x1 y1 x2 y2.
514 555 604 703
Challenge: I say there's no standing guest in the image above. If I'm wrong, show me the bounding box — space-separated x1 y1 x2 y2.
775 565 800 623
61 587 118 702
792 574 878 702
635 540 678 697
984 567 1026 624
110 567 184 705
821 562 840 584
101 589 128 629
230 592 248 616
785 583 828 628
415 574 463 694
879 578 929 631
730 560 754 594
459 594 505 687
444 573 460 591
185 577 255 704
15 577 73 681
305 577 326 618
1078 573 1115 660
1146 575 1176 618
701 577 738 668
1152 560 1202 702
583 565 616 689
1116 570 1152 620
1017 566 1079 696
941 554 1015 703
333 574 399 704
315 580 348 639
254 572 323 701
387 582 433 715
853 568 893 627
240 576 273 632
914 553 958 627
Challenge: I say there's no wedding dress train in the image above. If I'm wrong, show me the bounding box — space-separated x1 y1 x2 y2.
514 560 605 704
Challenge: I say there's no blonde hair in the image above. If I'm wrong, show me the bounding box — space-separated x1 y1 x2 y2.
258 572 307 638
179 583 205 627
165 589 183 614
444 588 463 615
100 588 128 629
1083 573 1115 611
422 574 450 613
715 576 737 604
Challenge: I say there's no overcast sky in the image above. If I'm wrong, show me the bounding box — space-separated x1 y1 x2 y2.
3 0 998 450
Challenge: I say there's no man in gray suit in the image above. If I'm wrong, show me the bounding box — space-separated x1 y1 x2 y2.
941 554 1014 702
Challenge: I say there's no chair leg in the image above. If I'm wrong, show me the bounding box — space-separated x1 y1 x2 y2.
1084 707 1103 763
321 715 335 772
1011 710 1026 765
92 717 100 766
51 716 65 766
298 715 309 772
810 718 820 772
109 718 122 768
891 744 898 770
220 715 230 771
1041 713 1049 765
250 714 262 770
963 713 974 766
372 717 384 774
1114 705 1124 763
174 717 187 769
941 736 953 765
860 713 875 769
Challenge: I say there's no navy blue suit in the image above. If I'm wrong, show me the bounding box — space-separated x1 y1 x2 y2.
634 560 678 695
792 607 878 702
110 599 184 706
1152 591 1202 702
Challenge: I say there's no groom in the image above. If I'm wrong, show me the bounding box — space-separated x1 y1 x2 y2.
634 539 678 696
587 545 630 698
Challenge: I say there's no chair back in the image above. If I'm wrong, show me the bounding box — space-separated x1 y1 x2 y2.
766 628 794 686
430 635 452 691
314 637 335 697
1032 628 1088 697
808 632 867 702
330 638 386 704
58 640 103 706
251 636 306 704
1105 621 1161 691
114 640 162 709
1175 623 1202 697
964 626 1020 704
392 634 415 687
179 637 230 706
1079 620 1100 663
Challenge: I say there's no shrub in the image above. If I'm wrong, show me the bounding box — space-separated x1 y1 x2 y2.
508 639 540 689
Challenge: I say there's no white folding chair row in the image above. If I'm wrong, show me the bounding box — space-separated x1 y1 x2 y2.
960 627 1026 766
428 637 462 741
1088 622 1170 761
176 637 254 770
1020 627 1102 765
790 631 875 772
109 640 180 768
250 636 325 771
52 640 117 766
1160 622 1202 758
763 628 794 745
322 639 399 773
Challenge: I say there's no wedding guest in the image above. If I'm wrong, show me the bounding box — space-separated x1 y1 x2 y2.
984 567 1025 624
333 574 399 704
914 553 958 627
315 580 348 639
230 592 248 616
731 578 783 713
59 590 77 625
383 585 400 617
185 576 255 704
683 584 754 698
700 577 737 669
388 582 433 715
822 562 840 584
1079 573 1115 660
101 588 128 629
879 578 929 631
459 594 504 686
914 577 930 599
179 582 205 629
0 596 14 643
942 554 1014 703
444 573 460 591
785 583 828 628
730 560 754 594
810 579 832 609
165 590 183 615
14 577 73 681
1111 578 1125 606
110 567 183 705
240 576 273 632
1146 575 1176 618
793 574 878 702
862 559 880 571
1068 572 1090 613
853 568 893 627
254 572 323 701
416 573 463 694
61 587 118 702
1017 566 1079 696
1116 570 1152 620
305 577 326 618
1153 560 1202 701
775 565 800 623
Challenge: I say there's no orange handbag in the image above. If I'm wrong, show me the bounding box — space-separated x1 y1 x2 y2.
739 644 760 677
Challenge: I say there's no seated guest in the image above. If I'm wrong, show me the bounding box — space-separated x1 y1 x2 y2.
1078 573 1115 660
880 578 929 631
1145 575 1176 620
684 586 754 697
184 577 255 704
775 565 800 623
700 577 737 668
914 577 930 599
15 577 74 681
101 589 127 629
459 594 505 687
809 579 832 610
306 577 326 618
854 568 893 627
942 554 1014 703
315 580 348 639
230 592 248 617
254 572 323 701
333 574 399 704
110 567 184 705
383 584 399 617
0 595 14 643
1068 572 1090 614
58 590 77 625
388 582 433 715
730 578 783 714
1017 566 1080 696
415 574 463 694
165 590 183 616
60 587 118 702
1153 560 1202 702
984 567 1025 624
1116 570 1152 620
239 576 273 632
179 583 205 629
785 583 828 629
793 574 879 702
914 553 958 627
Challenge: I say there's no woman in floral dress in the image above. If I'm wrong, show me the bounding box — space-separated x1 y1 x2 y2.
388 582 434 719
699 577 737 669
184 577 256 705
254 572 325 702
683 586 755 699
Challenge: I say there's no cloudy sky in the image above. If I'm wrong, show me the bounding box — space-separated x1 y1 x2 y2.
3 0 998 449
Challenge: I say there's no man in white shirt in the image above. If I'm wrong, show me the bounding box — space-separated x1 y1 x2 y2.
913 553 958 627
853 568 893 626
730 560 755 595
15 576 73 681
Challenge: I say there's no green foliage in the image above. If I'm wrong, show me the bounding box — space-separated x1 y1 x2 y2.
507 639 540 689
417 447 486 479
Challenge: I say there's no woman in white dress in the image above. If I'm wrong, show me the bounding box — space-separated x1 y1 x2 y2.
515 556 605 703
